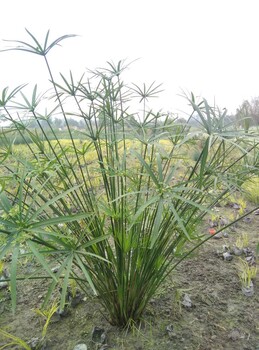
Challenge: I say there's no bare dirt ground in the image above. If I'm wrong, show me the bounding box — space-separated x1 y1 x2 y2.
0 204 258 350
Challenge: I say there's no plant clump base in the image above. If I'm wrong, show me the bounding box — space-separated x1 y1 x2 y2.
0 203 258 349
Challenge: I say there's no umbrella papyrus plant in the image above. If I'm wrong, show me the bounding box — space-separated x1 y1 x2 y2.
0 30 258 326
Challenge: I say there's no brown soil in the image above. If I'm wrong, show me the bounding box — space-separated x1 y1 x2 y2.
0 205 258 350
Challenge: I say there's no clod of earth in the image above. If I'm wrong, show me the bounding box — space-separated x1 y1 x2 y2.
0 277 8 290
223 252 233 261
91 326 107 344
232 246 243 256
99 345 110 350
2 268 9 279
181 293 193 309
166 324 176 339
25 263 34 275
51 266 60 273
243 248 253 256
222 245 229 252
27 337 41 349
219 217 229 226
73 344 88 350
49 311 62 324
246 256 256 265
243 217 252 223
213 232 223 239
216 244 230 256
209 220 218 228
228 329 241 341
70 291 83 308
166 324 174 333
56 307 70 318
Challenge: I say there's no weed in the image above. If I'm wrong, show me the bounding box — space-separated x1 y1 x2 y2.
172 287 190 316
126 319 155 348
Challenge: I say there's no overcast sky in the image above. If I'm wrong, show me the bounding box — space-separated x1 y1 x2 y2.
1 0 259 116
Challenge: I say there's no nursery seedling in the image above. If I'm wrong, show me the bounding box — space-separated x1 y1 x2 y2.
235 233 249 250
236 198 247 216
237 259 257 288
209 212 219 227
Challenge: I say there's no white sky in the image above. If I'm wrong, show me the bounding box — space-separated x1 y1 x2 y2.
1 0 259 116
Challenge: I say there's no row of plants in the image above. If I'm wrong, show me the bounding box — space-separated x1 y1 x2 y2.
0 30 258 328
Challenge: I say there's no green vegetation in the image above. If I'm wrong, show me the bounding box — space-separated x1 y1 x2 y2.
235 233 249 250
236 97 259 127
0 30 258 328
242 177 259 204
0 328 31 350
237 259 257 288
34 302 59 339
0 302 58 350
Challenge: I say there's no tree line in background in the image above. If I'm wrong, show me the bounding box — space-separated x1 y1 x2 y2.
1 97 259 133
236 96 259 127
26 98 259 133
27 116 86 130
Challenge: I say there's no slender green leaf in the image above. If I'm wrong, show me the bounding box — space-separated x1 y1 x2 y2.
59 254 73 311
10 245 19 312
27 241 58 281
29 213 91 229
75 254 97 295
0 240 12 260
129 195 160 229
150 199 164 248
78 234 110 250
132 150 160 187
42 255 71 309
169 203 190 240
29 184 83 221
0 192 12 212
